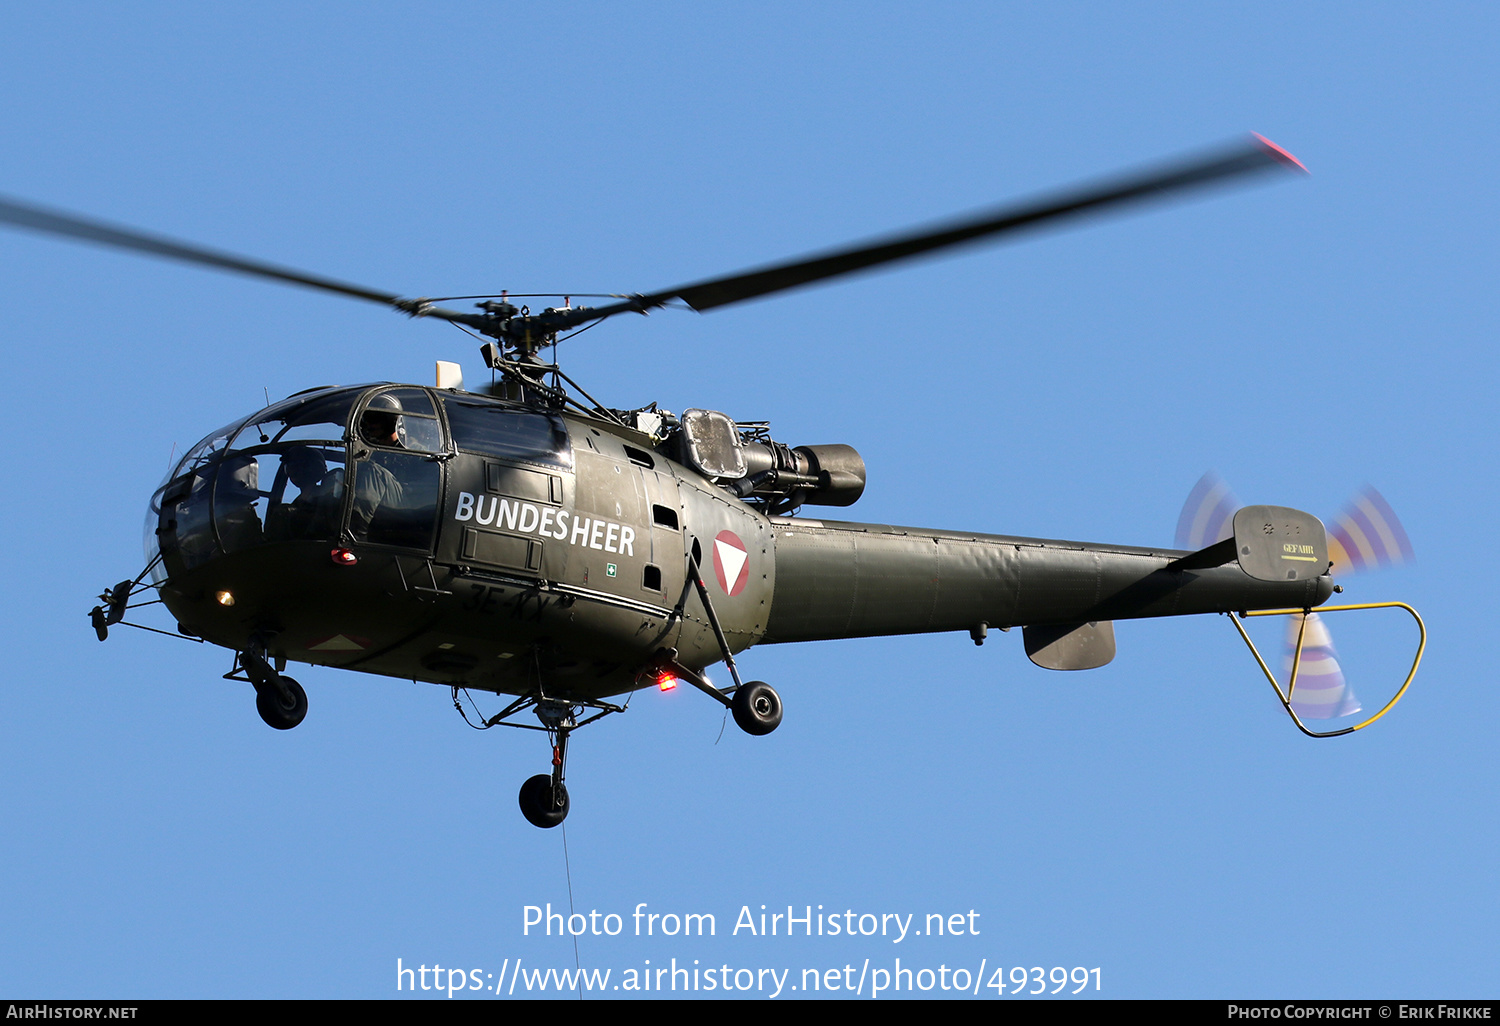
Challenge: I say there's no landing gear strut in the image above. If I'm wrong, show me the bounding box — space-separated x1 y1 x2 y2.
463 691 624 829
227 641 308 730
517 701 574 828
673 547 784 736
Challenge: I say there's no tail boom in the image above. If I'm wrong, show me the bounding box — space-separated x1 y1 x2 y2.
761 518 1333 645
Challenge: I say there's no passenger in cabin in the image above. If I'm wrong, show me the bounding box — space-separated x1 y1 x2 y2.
273 446 344 540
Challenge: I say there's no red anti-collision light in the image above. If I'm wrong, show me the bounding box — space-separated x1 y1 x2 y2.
330 548 359 566
656 670 677 691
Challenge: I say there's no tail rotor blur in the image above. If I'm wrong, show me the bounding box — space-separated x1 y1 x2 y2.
1282 611 1361 720
1174 471 1238 550
1176 473 1415 722
1328 486 1415 575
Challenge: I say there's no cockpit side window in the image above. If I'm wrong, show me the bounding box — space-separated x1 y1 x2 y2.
442 398 571 467
199 390 363 552
348 451 440 550
213 454 264 552
262 444 349 543
154 389 365 572
156 466 217 573
356 388 444 454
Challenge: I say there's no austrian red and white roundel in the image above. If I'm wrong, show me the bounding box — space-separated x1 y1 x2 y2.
712 530 750 597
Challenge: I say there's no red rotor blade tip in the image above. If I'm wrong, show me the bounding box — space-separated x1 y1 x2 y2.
1252 133 1309 174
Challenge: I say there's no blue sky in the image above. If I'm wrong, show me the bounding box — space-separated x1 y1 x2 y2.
1 3 1495 999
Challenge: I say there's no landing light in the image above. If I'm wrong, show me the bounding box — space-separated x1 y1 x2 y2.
215 590 235 607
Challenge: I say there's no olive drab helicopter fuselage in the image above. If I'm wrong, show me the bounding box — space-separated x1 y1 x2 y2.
148 381 1332 701
3 134 1416 828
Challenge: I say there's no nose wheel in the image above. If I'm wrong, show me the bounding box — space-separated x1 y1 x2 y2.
255 676 307 730
227 642 309 730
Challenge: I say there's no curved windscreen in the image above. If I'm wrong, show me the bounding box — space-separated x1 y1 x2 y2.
147 386 585 581
148 386 366 578
230 388 359 450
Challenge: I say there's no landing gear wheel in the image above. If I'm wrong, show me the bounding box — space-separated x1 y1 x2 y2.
518 774 570 829
732 680 782 736
255 676 307 730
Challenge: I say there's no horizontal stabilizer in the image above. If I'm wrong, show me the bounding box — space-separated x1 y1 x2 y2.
1024 620 1116 671
1232 505 1328 583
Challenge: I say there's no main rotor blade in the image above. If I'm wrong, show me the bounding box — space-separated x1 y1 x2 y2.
0 194 403 307
646 134 1307 313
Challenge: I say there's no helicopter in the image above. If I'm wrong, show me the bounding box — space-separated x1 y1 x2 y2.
0 134 1423 828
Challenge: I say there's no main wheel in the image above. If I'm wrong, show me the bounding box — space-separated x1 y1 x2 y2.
731 680 782 736
255 676 308 730
518 774 570 829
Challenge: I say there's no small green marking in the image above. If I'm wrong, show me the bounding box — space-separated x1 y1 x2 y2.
606 563 617 578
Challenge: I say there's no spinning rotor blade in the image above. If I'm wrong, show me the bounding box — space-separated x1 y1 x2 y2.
0 194 404 307
1174 471 1239 550
643 134 1307 313
1176 475 1415 579
0 134 1307 344
1283 612 1361 720
1328 486 1415 574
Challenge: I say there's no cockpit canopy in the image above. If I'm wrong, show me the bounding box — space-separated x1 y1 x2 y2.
147 384 571 582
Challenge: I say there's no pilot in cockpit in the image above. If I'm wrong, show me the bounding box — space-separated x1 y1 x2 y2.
352 393 406 539
359 392 405 448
